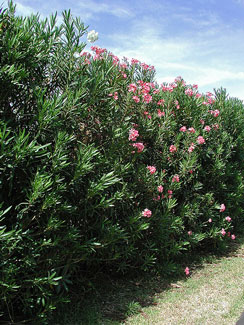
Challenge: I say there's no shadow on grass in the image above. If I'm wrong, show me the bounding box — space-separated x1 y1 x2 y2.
49 233 244 325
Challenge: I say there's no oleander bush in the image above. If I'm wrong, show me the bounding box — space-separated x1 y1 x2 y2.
1 2 244 322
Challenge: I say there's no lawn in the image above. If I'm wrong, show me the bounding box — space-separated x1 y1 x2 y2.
49 234 244 324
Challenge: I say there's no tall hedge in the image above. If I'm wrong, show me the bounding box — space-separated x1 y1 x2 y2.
1 2 244 322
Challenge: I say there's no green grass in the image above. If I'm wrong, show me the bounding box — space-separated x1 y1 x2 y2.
49 235 244 325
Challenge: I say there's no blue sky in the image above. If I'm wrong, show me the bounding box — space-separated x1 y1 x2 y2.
4 0 244 101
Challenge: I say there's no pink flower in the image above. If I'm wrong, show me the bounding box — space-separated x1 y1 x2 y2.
157 185 164 193
213 123 219 130
91 46 107 56
120 63 128 69
200 119 205 125
202 101 209 106
129 128 139 141
185 267 190 276
132 142 144 153
128 83 137 93
131 58 140 65
132 96 140 103
204 125 211 132
147 166 156 175
189 169 193 174
231 234 236 240
81 51 91 58
143 94 152 103
153 196 161 201
220 204 225 212
84 58 91 65
207 97 215 104
188 143 195 153
188 231 192 235
157 99 165 106
168 190 173 198
172 175 180 183
179 126 187 132
221 228 226 236
157 109 165 117
225 216 231 222
188 127 196 133
185 88 194 96
142 208 152 218
208 218 212 223
141 62 149 70
174 76 184 83
113 92 118 100
169 145 177 153
206 92 213 97
174 99 179 105
197 136 205 144
210 109 220 117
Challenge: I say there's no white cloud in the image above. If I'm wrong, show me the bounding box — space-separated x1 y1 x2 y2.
104 3 244 100
76 0 133 18
15 2 34 15
10 1 35 16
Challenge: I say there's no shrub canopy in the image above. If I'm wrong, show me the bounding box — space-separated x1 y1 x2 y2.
1 2 244 322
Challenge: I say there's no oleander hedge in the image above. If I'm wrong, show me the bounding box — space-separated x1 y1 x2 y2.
1 2 244 322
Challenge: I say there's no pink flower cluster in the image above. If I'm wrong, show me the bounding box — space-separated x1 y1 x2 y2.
131 58 140 65
172 175 180 183
157 109 165 117
175 100 180 109
108 92 118 100
128 127 145 153
169 145 177 153
142 208 152 217
147 166 156 175
221 229 235 239
127 80 156 105
185 88 194 96
157 185 164 193
91 45 107 60
220 204 225 212
133 96 140 103
188 143 195 153
157 99 165 106
180 126 187 132
188 127 195 133
210 109 220 117
197 136 205 144
161 83 178 92
132 142 144 153
128 83 137 93
204 125 211 132
129 128 139 141
168 190 173 198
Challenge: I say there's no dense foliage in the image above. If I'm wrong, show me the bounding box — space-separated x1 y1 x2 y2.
1 2 244 322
